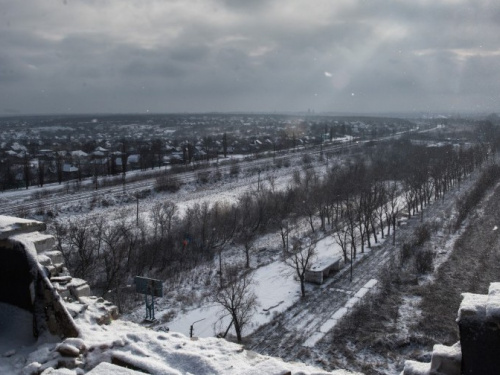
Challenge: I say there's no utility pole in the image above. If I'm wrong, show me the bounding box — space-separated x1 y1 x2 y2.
136 195 139 225
350 241 353 282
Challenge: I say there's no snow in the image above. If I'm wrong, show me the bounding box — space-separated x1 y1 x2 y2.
457 293 488 322
4 295 358 374
402 360 430 375
164 232 348 339
0 151 428 373
0 216 45 239
303 279 378 348
396 296 422 339
318 308 348 333
0 303 36 354
310 236 343 271
0 303 58 375
166 260 302 338
88 362 144 374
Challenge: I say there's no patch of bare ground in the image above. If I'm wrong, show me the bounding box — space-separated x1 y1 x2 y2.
304 177 500 375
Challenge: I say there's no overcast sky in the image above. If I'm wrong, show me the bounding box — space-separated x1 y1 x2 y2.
1 0 499 115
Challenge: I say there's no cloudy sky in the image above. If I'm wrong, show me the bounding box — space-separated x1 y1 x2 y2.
1 0 499 115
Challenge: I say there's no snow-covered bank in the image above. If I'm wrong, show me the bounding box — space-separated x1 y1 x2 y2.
3 297 360 375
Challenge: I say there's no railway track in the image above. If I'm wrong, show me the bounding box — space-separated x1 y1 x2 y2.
0 141 360 216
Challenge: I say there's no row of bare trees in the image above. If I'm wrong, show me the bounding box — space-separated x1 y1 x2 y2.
50 139 491 313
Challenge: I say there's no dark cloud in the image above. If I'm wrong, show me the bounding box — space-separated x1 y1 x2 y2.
0 0 499 114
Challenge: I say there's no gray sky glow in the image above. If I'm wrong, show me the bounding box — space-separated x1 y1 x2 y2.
1 0 499 115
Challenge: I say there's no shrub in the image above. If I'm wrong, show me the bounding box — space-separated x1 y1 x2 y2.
213 170 222 181
400 242 413 266
155 175 181 192
229 161 240 177
455 164 500 230
415 248 434 274
414 224 431 247
197 171 210 184
302 153 313 165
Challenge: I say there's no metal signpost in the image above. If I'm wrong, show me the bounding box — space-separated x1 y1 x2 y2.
134 276 164 321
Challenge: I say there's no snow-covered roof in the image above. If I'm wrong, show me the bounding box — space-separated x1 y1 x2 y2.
71 150 88 158
128 154 140 163
63 164 79 173
11 142 27 152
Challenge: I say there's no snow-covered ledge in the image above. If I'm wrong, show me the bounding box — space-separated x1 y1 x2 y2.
0 215 46 239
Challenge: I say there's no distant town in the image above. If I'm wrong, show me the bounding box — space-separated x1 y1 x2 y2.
0 113 419 190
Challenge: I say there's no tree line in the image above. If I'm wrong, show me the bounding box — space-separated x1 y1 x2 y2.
50 137 492 313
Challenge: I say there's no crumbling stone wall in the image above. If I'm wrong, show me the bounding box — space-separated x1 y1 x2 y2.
403 282 500 375
0 215 80 339
457 283 500 375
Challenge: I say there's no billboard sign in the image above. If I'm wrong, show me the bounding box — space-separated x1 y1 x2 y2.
134 276 163 298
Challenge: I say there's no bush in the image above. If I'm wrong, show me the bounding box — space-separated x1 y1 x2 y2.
415 248 433 274
400 242 413 266
302 153 313 165
135 189 152 199
155 175 181 192
414 224 431 247
230 161 240 177
455 164 500 230
197 171 210 184
213 170 222 182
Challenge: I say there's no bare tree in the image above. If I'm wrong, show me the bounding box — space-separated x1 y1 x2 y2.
23 152 31 189
150 201 177 241
55 151 64 184
384 181 400 245
212 267 258 342
222 132 228 158
333 221 350 264
374 182 387 239
284 239 316 298
236 192 262 268
344 201 359 260
210 202 238 287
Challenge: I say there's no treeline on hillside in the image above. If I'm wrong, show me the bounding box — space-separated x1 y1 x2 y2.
454 164 500 230
50 139 491 311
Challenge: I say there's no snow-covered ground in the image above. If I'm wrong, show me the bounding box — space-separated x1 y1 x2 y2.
1 146 481 374
0 303 58 374
0 298 360 374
